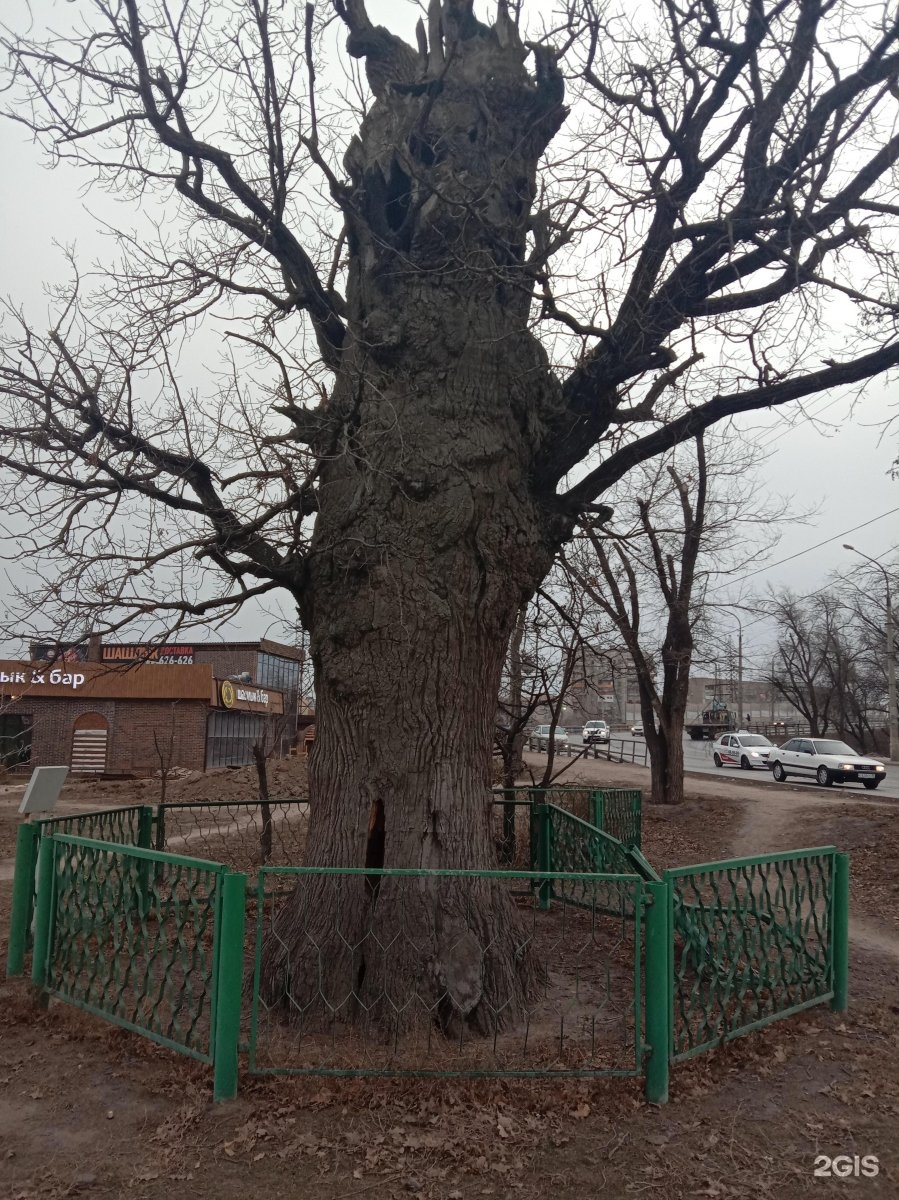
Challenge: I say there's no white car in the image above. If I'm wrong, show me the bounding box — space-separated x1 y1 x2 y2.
712 732 774 771
530 725 570 752
769 737 887 790
582 720 610 745
630 723 643 736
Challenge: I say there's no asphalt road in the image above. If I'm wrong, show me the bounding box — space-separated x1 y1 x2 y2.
560 733 899 800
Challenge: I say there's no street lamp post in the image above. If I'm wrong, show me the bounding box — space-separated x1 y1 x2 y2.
844 544 898 762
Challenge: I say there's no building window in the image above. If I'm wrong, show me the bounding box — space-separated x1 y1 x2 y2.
257 652 301 695
206 710 267 768
0 714 32 768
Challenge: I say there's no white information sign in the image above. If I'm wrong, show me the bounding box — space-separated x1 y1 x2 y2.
18 766 70 816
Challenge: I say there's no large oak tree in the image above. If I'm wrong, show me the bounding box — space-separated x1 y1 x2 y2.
2 0 899 1030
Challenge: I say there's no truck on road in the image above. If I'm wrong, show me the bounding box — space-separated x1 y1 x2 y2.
686 699 737 741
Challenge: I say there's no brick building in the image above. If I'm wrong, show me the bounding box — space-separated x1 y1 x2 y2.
0 636 303 775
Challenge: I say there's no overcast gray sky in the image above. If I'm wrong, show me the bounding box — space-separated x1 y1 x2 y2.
0 0 896 668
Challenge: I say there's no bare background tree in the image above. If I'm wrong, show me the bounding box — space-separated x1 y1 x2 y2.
767 554 899 750
252 709 298 865
152 702 180 807
564 432 786 803
2 0 899 1032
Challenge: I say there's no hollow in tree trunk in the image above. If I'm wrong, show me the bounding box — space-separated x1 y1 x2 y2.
259 4 569 1034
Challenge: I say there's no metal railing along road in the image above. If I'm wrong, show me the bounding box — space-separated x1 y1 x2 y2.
526 733 650 767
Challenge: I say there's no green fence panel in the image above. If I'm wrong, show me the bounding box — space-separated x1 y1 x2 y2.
492 785 597 822
539 804 655 916
490 787 643 860
39 833 231 1063
491 787 606 870
36 804 149 846
591 789 642 849
16 805 152 960
247 865 645 1080
665 848 837 1061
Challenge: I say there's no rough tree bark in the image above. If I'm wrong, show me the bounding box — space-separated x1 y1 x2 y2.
259 1 568 1030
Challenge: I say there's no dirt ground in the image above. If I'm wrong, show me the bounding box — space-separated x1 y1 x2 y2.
1 758 898 1199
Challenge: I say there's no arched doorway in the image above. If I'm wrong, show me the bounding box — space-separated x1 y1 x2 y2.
71 712 109 773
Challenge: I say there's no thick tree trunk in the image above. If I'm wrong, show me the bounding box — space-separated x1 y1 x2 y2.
648 724 685 807
259 7 568 1035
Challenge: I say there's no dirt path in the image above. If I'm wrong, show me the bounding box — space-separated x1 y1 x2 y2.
731 787 899 964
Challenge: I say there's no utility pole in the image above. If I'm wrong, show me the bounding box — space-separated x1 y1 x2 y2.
844 544 897 761
737 623 744 728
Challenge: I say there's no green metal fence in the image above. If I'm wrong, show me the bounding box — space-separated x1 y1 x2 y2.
492 785 596 821
666 848 848 1061
534 804 657 915
247 865 650 1081
30 833 246 1099
6 806 153 974
591 789 642 849
7 802 849 1105
6 800 308 976
492 787 644 861
35 803 149 845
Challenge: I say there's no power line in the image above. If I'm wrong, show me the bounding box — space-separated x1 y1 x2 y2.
707 505 899 594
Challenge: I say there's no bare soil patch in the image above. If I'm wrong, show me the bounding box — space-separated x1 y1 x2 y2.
783 804 899 935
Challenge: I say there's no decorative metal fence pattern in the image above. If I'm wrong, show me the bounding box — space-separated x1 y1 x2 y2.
36 804 148 848
592 789 642 849
247 866 645 1078
491 787 643 861
155 800 310 882
18 806 154 956
538 804 654 916
666 849 839 1060
39 834 228 1061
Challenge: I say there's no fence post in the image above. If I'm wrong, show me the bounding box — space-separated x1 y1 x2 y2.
535 805 552 911
135 806 154 914
30 835 56 1001
632 790 642 851
154 804 166 854
644 879 671 1104
831 852 850 1013
590 792 604 834
213 870 247 1102
6 823 40 977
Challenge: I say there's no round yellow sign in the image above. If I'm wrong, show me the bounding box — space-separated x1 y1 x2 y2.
220 679 236 709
